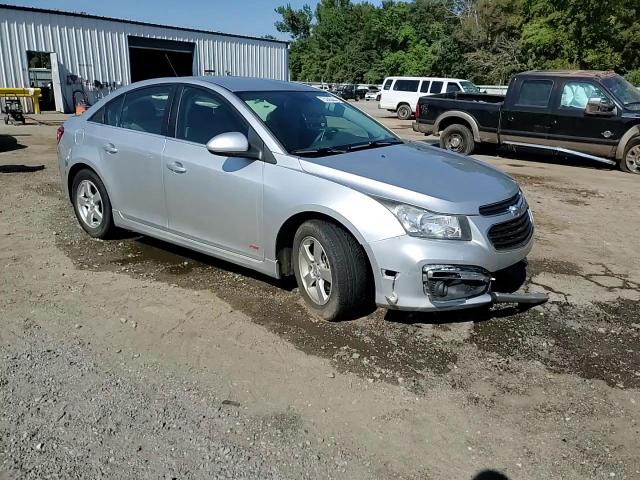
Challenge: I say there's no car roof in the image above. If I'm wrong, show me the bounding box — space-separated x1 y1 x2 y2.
119 76 319 93
193 76 317 92
517 70 618 79
383 76 468 82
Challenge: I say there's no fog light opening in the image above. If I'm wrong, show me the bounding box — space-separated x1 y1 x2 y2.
433 281 448 298
423 265 491 302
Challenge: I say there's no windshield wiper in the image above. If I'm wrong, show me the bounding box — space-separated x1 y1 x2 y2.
292 146 348 157
344 139 403 152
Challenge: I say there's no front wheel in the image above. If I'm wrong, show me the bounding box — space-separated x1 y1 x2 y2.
396 104 412 120
440 124 475 155
620 138 640 174
293 220 372 321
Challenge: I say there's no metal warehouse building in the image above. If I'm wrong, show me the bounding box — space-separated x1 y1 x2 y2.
0 4 289 112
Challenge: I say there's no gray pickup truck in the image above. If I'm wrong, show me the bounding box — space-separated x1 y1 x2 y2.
413 70 640 174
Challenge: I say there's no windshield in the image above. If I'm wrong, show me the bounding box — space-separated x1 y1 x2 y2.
239 91 400 156
601 75 640 106
460 81 481 93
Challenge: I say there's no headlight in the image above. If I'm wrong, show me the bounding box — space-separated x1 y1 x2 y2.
384 202 471 240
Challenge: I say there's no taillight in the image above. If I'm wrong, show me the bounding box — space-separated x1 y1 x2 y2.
415 102 420 119
56 125 64 144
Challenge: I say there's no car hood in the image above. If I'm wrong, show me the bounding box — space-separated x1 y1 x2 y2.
298 141 519 215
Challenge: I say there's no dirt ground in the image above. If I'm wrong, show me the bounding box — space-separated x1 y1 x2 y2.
1 109 639 479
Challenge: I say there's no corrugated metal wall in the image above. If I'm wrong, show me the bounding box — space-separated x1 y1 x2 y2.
0 6 289 89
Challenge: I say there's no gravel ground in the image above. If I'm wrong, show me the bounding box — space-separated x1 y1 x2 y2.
1 114 639 479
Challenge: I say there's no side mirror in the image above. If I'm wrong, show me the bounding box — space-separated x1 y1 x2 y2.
585 97 616 117
206 132 259 159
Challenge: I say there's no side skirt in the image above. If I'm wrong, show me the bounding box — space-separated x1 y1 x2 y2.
112 211 281 279
502 141 617 166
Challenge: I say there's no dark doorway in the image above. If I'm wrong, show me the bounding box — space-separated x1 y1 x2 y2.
128 36 195 82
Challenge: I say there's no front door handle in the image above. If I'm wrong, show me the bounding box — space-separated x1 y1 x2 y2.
166 161 187 174
103 143 118 154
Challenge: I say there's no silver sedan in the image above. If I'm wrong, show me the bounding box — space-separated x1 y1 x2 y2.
57 77 538 320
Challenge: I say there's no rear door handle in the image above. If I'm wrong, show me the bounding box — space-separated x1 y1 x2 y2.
166 161 187 174
103 143 118 154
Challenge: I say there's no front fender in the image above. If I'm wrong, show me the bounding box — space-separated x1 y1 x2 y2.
616 125 640 160
263 164 405 262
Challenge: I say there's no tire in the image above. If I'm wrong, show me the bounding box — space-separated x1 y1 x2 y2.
440 123 475 155
293 220 372 321
620 137 640 174
71 169 117 239
396 104 412 120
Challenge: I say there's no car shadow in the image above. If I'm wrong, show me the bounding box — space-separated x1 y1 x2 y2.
472 471 510 480
0 164 44 173
129 235 298 291
0 134 28 153
115 235 534 324
383 302 535 325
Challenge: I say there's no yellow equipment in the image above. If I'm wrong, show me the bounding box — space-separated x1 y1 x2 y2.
0 87 42 114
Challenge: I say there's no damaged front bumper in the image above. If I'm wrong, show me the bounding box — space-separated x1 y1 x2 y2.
368 224 545 311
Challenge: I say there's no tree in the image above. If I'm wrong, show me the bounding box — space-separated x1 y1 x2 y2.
275 0 640 84
275 4 313 40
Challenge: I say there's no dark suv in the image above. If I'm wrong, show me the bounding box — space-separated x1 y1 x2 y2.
337 84 369 101
413 71 640 174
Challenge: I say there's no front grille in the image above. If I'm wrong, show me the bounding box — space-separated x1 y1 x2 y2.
479 192 522 216
487 212 533 250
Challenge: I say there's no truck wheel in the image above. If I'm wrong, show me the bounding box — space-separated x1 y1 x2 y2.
396 104 412 120
293 220 371 321
620 138 640 174
440 124 475 155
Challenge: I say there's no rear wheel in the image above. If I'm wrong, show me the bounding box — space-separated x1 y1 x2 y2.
293 220 372 321
396 104 412 120
620 138 640 174
440 124 475 155
71 169 118 239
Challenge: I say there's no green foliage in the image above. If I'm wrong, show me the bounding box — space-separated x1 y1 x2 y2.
276 0 640 84
626 70 640 87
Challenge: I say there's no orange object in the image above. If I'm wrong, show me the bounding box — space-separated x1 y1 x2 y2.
75 102 87 115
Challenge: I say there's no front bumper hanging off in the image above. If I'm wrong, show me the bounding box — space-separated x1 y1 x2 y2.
422 263 547 308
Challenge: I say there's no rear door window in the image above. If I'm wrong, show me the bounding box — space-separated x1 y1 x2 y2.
420 81 431 93
120 85 172 135
446 82 461 93
88 95 124 127
429 81 443 94
393 80 419 92
516 80 553 108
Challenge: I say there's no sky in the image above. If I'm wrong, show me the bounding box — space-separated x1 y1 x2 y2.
3 0 379 40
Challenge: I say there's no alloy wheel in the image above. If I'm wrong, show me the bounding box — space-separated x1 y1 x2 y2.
297 236 332 306
76 179 104 228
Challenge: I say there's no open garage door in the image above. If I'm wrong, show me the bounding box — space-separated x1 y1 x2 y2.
128 36 195 82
